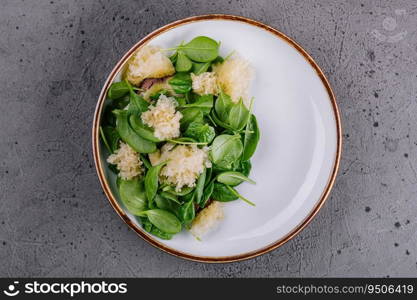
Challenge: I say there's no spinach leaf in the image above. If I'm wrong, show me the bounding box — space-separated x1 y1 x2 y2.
154 194 180 216
129 114 160 142
216 171 255 186
118 178 147 215
144 162 167 208
114 110 157 153
180 36 219 62
179 107 204 130
160 191 181 204
181 94 213 115
140 209 182 234
168 73 192 94
168 137 208 145
108 81 129 99
225 185 255 206
228 99 249 131
169 51 178 64
210 110 236 131
184 122 215 144
214 91 233 122
140 153 152 169
139 217 173 240
242 114 260 161
100 126 120 153
200 179 214 208
211 55 224 65
210 134 243 169
211 182 238 202
163 185 194 196
127 81 149 113
175 51 192 72
205 167 213 187
179 200 195 225
192 61 211 75
235 160 252 177
194 169 206 205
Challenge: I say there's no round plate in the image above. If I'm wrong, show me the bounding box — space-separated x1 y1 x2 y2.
92 14 341 263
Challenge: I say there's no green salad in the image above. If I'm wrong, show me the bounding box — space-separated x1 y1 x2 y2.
100 36 260 240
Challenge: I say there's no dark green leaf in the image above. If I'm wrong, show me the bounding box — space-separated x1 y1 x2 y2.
168 73 192 94
144 162 166 208
180 36 219 62
139 216 173 240
228 99 249 131
192 62 211 75
126 81 149 113
184 122 215 144
179 200 195 225
180 107 204 130
215 91 233 122
141 209 182 234
119 178 147 215
211 182 238 202
210 134 243 169
114 110 156 153
200 179 214 208
160 191 182 204
194 169 206 205
175 51 192 72
108 81 129 99
242 114 260 161
216 171 255 186
181 94 213 115
129 114 160 142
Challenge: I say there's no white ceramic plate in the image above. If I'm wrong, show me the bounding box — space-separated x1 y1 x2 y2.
93 15 341 262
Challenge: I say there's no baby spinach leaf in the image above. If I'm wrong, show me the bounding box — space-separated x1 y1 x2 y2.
144 162 167 208
168 73 192 94
179 199 195 225
140 153 152 169
242 114 260 161
126 81 149 113
119 178 147 215
214 91 233 122
160 191 182 204
228 99 249 131
168 137 208 145
200 179 214 208
184 122 215 144
234 160 252 177
155 194 180 217
210 134 243 169
175 51 192 72
205 168 213 187
211 182 238 202
181 94 213 115
210 111 235 131
114 110 157 153
211 55 224 65
108 81 129 99
129 114 160 142
163 185 194 196
100 126 120 153
179 107 204 130
216 171 256 186
139 217 173 240
225 185 255 206
141 209 182 234
194 169 206 205
180 36 219 62
169 51 178 64
192 61 211 75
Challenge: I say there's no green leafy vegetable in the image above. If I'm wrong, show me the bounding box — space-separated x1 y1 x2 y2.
225 185 255 206
140 217 173 240
144 162 167 208
211 182 238 202
192 61 211 75
168 137 208 145
126 81 149 113
100 126 120 153
216 171 255 186
184 122 215 144
180 36 219 62
200 179 214 208
140 209 182 234
175 51 192 72
129 114 160 142
179 200 195 225
108 81 129 100
194 169 206 205
228 99 249 131
242 114 260 161
181 94 213 115
210 134 243 169
118 178 147 214
180 107 204 130
114 110 157 153
160 191 182 204
215 91 233 122
168 73 192 94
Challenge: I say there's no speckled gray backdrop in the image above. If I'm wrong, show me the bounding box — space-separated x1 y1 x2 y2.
1 0 417 277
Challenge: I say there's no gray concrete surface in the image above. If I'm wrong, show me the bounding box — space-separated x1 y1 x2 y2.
0 0 417 277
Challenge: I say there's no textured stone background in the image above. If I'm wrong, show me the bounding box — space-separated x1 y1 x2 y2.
1 0 417 277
